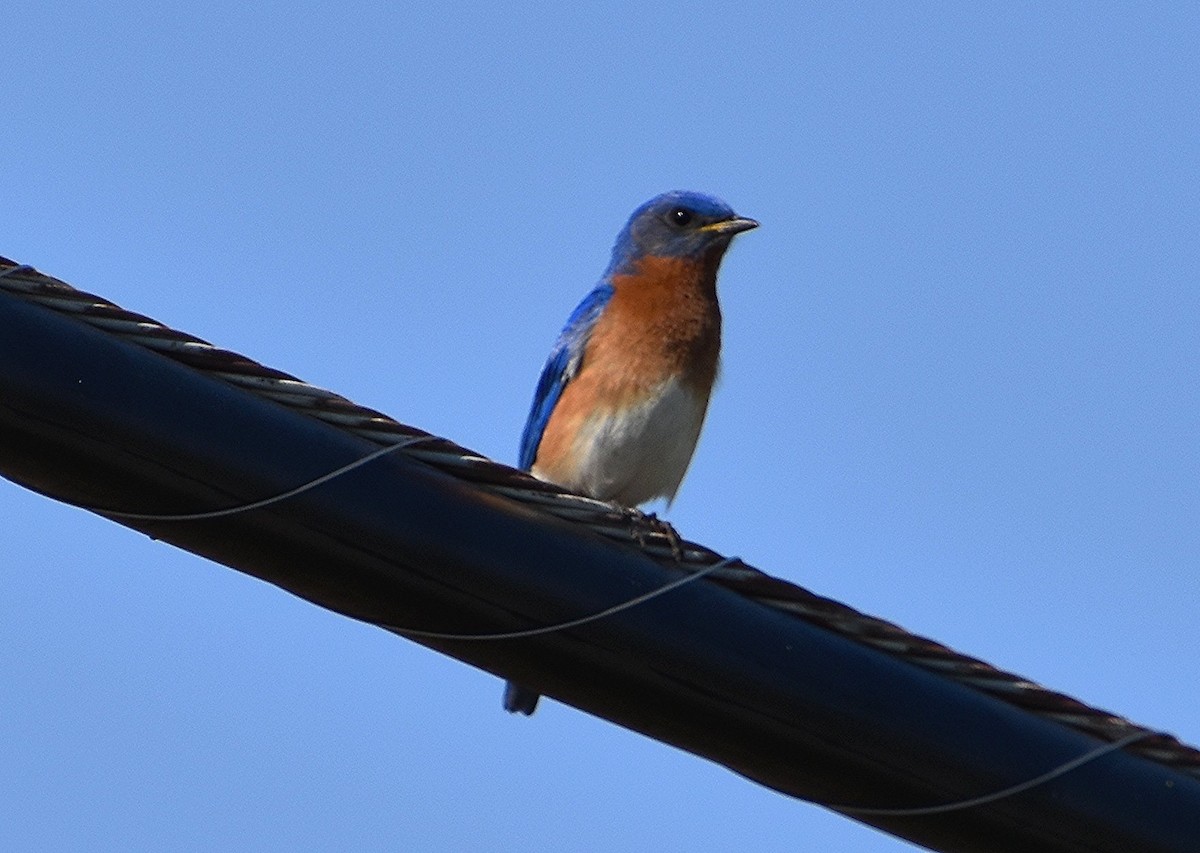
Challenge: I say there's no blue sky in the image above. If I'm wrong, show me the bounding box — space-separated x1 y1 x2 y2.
2 3 1198 850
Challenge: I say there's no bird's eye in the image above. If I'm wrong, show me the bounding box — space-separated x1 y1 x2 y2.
667 207 694 228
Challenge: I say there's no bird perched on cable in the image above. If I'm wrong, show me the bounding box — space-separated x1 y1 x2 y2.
504 190 757 715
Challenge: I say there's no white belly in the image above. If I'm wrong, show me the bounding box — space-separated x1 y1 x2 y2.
544 378 709 507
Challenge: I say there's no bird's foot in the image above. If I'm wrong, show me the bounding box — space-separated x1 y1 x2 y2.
618 506 684 563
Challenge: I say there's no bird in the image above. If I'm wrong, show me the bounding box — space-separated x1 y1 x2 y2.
504 190 758 715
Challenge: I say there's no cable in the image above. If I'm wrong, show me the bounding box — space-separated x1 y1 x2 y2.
7 256 1199 795
0 264 33 279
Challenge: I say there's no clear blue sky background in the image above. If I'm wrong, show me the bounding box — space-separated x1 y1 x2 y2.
2 4 1197 851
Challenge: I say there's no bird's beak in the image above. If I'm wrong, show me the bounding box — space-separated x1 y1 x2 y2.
702 216 759 236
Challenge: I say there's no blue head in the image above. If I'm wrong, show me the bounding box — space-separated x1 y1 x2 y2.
606 190 758 275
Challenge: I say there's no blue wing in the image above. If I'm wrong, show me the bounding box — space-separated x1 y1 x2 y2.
518 282 615 471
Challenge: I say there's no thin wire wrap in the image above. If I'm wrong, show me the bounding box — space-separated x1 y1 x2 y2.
832 729 1156 817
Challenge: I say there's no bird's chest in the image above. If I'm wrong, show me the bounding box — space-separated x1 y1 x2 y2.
533 257 722 504
588 263 722 397
569 377 709 505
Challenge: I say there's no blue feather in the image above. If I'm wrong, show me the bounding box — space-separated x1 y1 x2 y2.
518 282 614 470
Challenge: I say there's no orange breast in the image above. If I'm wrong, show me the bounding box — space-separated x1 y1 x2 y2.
531 255 722 486
586 254 722 400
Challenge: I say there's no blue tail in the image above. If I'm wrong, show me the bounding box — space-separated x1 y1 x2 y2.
503 681 540 715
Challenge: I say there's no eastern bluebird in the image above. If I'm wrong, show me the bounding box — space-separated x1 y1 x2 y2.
504 190 757 715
